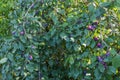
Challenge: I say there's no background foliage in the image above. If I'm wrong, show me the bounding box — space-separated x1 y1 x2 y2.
0 0 120 80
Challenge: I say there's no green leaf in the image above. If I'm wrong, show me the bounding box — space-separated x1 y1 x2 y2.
106 38 114 43
20 36 26 43
88 3 95 13
60 32 67 40
18 42 24 51
98 63 105 72
26 65 34 72
48 60 54 66
95 8 101 17
90 14 96 21
13 43 19 51
90 40 96 48
104 58 109 62
115 0 120 7
100 2 111 8
109 66 116 74
112 55 120 68
57 9 65 15
26 34 32 39
85 38 91 46
49 12 58 25
74 44 81 52
7 53 14 62
61 22 68 28
82 51 89 58
0 58 8 64
110 48 117 55
69 68 80 79
69 56 74 65
50 28 56 37
94 69 102 80
104 74 113 80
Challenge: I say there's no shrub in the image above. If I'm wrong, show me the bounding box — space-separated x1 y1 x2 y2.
0 0 120 80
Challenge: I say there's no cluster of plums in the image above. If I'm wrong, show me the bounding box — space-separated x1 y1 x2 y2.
87 22 98 31
12 31 25 35
12 31 34 60
97 51 110 68
87 21 102 48
87 21 110 68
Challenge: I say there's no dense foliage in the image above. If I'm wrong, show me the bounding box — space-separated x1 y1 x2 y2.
0 0 120 80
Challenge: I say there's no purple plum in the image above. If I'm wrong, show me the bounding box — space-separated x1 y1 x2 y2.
94 37 99 41
12 31 16 35
97 56 103 62
28 55 33 60
97 43 102 48
92 21 98 26
20 31 25 35
105 51 110 57
87 25 94 31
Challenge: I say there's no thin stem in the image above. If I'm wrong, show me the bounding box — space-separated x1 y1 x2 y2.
22 0 37 36
24 0 37 17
